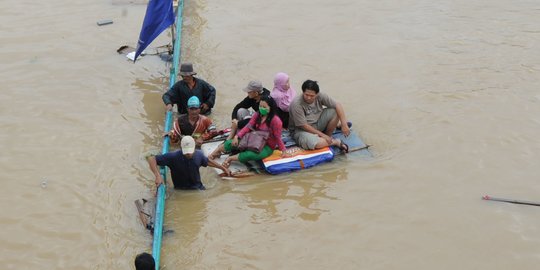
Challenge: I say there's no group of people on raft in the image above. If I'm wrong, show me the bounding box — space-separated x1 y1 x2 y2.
147 63 351 190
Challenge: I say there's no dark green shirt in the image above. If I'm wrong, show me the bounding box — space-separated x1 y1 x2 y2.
162 78 216 114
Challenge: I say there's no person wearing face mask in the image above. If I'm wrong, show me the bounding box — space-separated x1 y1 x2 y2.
210 96 290 167
270 72 296 128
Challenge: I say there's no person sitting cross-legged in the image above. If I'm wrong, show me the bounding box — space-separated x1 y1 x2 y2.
288 79 350 152
168 96 218 147
210 96 290 167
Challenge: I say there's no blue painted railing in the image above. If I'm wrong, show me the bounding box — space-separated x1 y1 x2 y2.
153 0 184 269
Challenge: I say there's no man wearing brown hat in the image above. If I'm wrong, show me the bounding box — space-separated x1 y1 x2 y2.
162 63 216 115
230 80 271 130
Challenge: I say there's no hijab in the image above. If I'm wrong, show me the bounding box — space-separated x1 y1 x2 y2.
270 72 296 112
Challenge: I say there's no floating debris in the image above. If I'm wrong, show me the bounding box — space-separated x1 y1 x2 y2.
97 19 113 26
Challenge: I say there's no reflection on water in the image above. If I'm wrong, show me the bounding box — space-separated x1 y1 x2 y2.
228 165 348 223
160 191 210 268
133 76 170 147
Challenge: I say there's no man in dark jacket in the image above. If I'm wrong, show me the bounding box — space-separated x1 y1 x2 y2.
230 80 271 130
162 63 216 115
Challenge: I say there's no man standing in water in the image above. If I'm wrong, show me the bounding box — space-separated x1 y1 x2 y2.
162 63 216 115
147 136 231 190
288 79 350 152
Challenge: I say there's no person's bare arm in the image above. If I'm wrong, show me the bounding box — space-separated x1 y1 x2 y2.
147 156 164 186
208 158 231 176
335 102 350 136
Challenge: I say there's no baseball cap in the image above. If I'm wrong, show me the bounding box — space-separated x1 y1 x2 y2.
181 136 196 154
187 96 200 108
243 80 263 93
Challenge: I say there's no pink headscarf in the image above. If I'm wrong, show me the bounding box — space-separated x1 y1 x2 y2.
270 72 296 112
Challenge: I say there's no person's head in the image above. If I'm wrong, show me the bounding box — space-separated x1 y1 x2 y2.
179 63 197 83
273 72 290 91
301 79 320 104
187 96 201 116
257 95 278 125
243 80 264 100
181 136 196 158
134 252 155 270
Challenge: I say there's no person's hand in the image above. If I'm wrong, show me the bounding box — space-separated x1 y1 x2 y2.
155 175 164 187
341 124 351 137
201 103 209 112
166 104 173 111
165 131 179 143
232 136 239 147
163 130 174 138
281 150 292 158
231 119 238 127
320 134 332 144
222 167 232 176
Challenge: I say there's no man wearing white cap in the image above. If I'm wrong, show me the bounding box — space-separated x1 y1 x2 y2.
146 136 230 190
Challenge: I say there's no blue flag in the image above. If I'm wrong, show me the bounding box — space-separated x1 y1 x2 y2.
134 0 175 62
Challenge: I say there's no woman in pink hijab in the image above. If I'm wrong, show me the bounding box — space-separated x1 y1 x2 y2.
270 72 296 128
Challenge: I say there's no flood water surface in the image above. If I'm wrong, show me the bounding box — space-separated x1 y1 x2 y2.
1 0 540 269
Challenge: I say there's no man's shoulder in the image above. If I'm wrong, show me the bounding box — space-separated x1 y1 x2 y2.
291 94 302 103
237 96 252 105
317 91 331 99
177 114 190 124
290 95 305 107
289 96 306 119
171 150 184 156
158 150 182 160
316 92 336 105
173 80 187 87
193 150 208 161
200 115 212 124
195 78 214 87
